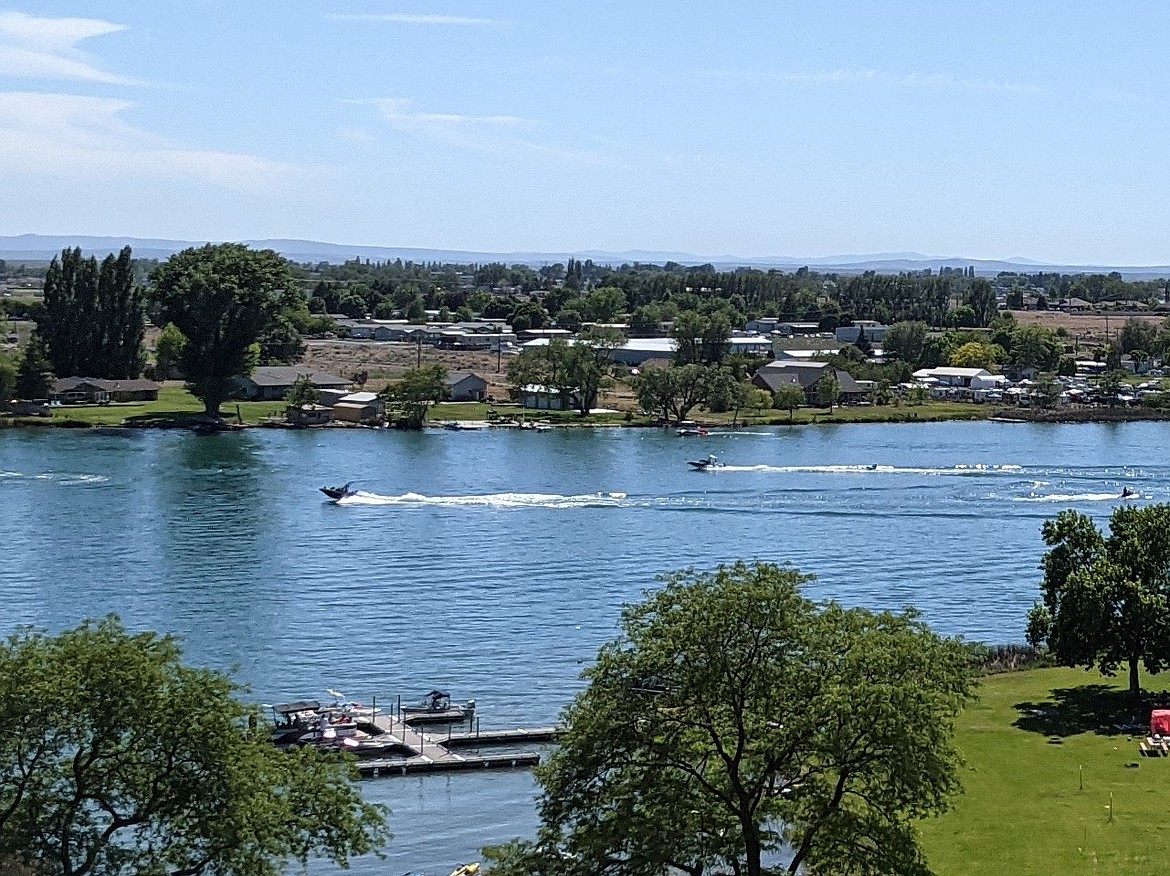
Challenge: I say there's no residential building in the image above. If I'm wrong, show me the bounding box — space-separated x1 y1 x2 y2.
751 361 864 404
234 367 350 401
52 377 161 404
445 371 488 402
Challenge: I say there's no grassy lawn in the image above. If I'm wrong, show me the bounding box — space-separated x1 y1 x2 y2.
920 667 1170 876
30 386 285 427
428 401 990 428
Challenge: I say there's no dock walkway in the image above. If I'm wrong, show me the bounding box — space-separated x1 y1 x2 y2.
353 714 558 778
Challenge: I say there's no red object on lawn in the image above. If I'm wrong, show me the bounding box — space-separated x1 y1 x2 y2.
1150 709 1170 736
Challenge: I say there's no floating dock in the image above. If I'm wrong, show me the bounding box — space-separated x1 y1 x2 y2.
350 714 560 778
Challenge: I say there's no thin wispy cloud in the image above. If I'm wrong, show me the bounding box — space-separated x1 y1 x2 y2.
349 97 609 164
0 91 309 194
328 13 495 26
351 97 532 147
904 73 1043 95
0 10 135 84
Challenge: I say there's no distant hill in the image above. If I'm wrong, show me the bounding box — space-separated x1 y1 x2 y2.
2 234 1169 279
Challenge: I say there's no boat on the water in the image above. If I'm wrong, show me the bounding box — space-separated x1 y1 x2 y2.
402 690 476 724
688 454 723 471
320 482 356 500
677 427 709 437
270 694 407 754
449 865 481 876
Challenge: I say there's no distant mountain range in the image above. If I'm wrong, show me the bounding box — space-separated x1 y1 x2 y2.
3 234 1169 279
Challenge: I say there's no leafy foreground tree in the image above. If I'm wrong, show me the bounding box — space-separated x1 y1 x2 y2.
151 244 297 416
1028 504 1170 698
486 562 974 876
0 617 388 876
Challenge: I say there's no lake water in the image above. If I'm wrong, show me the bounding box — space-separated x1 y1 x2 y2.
0 420 1160 873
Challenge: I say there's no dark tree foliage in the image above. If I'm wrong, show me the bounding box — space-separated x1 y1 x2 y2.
151 244 295 416
0 617 388 876
39 247 145 379
1029 504 1170 697
14 331 54 399
487 563 974 876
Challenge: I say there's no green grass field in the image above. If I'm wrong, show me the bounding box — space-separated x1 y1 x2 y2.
3 388 991 430
920 667 1170 876
428 400 990 428
17 386 285 427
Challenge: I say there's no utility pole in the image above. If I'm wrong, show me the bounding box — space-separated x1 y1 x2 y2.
416 335 422 367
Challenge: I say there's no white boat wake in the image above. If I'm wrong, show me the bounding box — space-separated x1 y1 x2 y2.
338 491 630 509
709 463 1024 476
1013 492 1131 503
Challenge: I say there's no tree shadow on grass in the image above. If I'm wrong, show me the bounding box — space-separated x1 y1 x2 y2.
1013 685 1147 737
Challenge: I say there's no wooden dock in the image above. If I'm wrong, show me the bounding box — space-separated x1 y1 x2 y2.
349 714 558 778
355 752 541 776
443 726 562 747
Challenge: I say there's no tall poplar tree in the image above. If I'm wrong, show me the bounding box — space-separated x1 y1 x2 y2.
40 246 144 379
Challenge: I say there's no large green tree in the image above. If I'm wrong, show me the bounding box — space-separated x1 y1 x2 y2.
40 246 145 379
382 364 449 428
773 382 807 423
0 617 388 876
507 329 623 415
0 350 16 409
882 321 928 366
151 244 296 415
1028 505 1170 697
634 363 709 424
486 562 973 876
14 331 54 400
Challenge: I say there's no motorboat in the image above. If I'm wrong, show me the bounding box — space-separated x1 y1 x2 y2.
402 690 477 725
320 481 356 500
449 865 481 876
688 454 723 471
677 426 709 437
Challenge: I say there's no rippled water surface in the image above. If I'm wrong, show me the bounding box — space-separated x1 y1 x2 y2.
0 420 1161 873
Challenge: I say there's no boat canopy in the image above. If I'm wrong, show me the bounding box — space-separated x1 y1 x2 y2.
272 700 321 714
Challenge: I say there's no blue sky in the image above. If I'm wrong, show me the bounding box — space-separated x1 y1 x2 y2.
1 2 1167 264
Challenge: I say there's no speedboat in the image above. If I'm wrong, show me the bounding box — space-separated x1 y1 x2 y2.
401 690 477 724
688 454 723 471
677 427 709 437
320 482 356 500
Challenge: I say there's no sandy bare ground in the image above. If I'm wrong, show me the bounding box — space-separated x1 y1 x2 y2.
301 340 514 397
1009 309 1164 342
300 339 640 409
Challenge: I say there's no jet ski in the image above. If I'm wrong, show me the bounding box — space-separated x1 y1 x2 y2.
1121 487 1136 499
320 481 357 500
688 454 723 471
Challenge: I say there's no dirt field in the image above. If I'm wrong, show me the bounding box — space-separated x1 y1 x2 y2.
301 340 516 398
1009 309 1163 341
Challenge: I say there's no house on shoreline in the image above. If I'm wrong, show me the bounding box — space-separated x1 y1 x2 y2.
52 377 161 404
235 367 351 401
